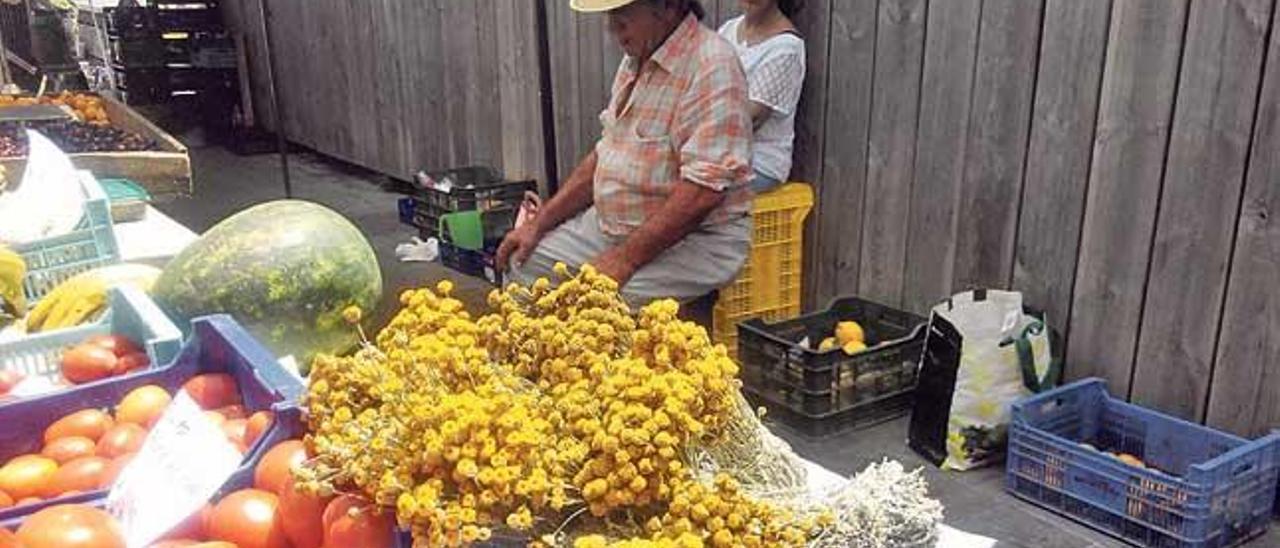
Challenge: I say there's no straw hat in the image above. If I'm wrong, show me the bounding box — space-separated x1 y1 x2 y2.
569 0 638 12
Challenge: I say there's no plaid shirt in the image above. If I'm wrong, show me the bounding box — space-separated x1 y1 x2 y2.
593 14 753 237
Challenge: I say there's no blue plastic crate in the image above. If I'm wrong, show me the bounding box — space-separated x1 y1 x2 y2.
0 399 520 548
1007 378 1280 548
0 315 304 522
0 405 307 535
0 286 182 389
398 196 416 226
12 172 121 306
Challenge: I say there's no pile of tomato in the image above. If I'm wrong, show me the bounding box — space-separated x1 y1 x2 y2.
0 438 396 548
0 335 151 401
59 335 152 385
0 373 268 513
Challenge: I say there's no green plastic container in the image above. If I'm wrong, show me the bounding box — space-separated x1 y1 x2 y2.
100 178 152 223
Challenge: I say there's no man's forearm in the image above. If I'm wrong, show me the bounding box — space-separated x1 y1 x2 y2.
535 151 597 234
608 181 725 271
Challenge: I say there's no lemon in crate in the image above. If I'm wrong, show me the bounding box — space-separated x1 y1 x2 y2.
712 182 814 360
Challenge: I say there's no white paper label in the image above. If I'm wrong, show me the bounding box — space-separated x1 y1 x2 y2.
107 392 243 548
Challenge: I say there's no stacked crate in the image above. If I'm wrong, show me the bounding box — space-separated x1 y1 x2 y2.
104 1 236 107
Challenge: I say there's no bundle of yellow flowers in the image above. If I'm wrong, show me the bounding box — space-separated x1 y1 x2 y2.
297 264 826 547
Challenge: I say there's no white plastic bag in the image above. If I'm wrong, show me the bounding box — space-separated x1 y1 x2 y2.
0 130 84 245
908 290 1058 471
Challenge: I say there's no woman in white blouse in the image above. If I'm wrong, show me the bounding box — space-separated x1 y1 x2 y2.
718 0 806 194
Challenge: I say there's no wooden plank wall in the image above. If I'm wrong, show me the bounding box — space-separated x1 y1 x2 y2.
228 0 1280 435
542 0 1280 435
223 0 545 183
773 0 1279 435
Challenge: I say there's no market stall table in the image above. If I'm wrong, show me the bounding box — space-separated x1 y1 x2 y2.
114 206 198 267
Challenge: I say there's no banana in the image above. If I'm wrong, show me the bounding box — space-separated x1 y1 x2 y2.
40 277 108 330
0 245 26 319
25 263 161 333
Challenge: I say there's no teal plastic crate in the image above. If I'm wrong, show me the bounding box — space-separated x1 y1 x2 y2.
12 172 121 306
0 286 181 386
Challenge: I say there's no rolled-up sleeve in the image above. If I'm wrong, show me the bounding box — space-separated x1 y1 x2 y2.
676 55 753 192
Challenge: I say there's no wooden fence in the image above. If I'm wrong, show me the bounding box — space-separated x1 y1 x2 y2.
777 0 1280 436
228 0 1280 437
222 0 546 183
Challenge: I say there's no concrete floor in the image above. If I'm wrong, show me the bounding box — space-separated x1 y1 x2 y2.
156 145 1279 548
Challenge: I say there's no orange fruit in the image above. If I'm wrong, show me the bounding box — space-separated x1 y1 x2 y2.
95 424 147 459
244 411 274 449
182 374 241 410
42 456 108 498
116 385 172 427
0 455 59 500
279 476 330 548
207 489 289 548
41 436 97 464
99 453 136 487
44 410 115 443
254 440 307 495
16 504 125 548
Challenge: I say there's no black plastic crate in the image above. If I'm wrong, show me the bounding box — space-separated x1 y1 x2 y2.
399 196 519 244
109 36 164 67
155 3 221 32
737 296 927 435
745 385 915 437
159 33 195 65
439 241 504 286
416 166 536 213
104 7 155 39
113 67 168 105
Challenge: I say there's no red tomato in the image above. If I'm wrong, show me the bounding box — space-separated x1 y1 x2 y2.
158 504 210 543
222 419 248 449
95 424 147 459
207 489 289 548
321 495 357 532
0 455 59 500
115 385 171 427
181 374 241 410
0 370 23 395
41 436 97 464
44 409 115 443
84 335 142 357
215 405 247 420
279 476 330 548
254 440 307 495
244 411 274 449
16 504 125 548
323 495 393 548
60 345 118 385
99 453 136 487
114 352 150 375
42 456 108 498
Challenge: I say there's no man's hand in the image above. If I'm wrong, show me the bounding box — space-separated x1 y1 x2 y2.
496 221 543 272
591 248 639 287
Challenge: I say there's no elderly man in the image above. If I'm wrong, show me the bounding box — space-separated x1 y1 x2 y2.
499 0 753 307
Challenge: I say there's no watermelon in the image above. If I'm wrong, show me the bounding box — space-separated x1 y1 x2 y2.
153 200 382 368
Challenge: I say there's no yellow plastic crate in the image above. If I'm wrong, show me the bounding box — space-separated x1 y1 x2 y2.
713 182 814 359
